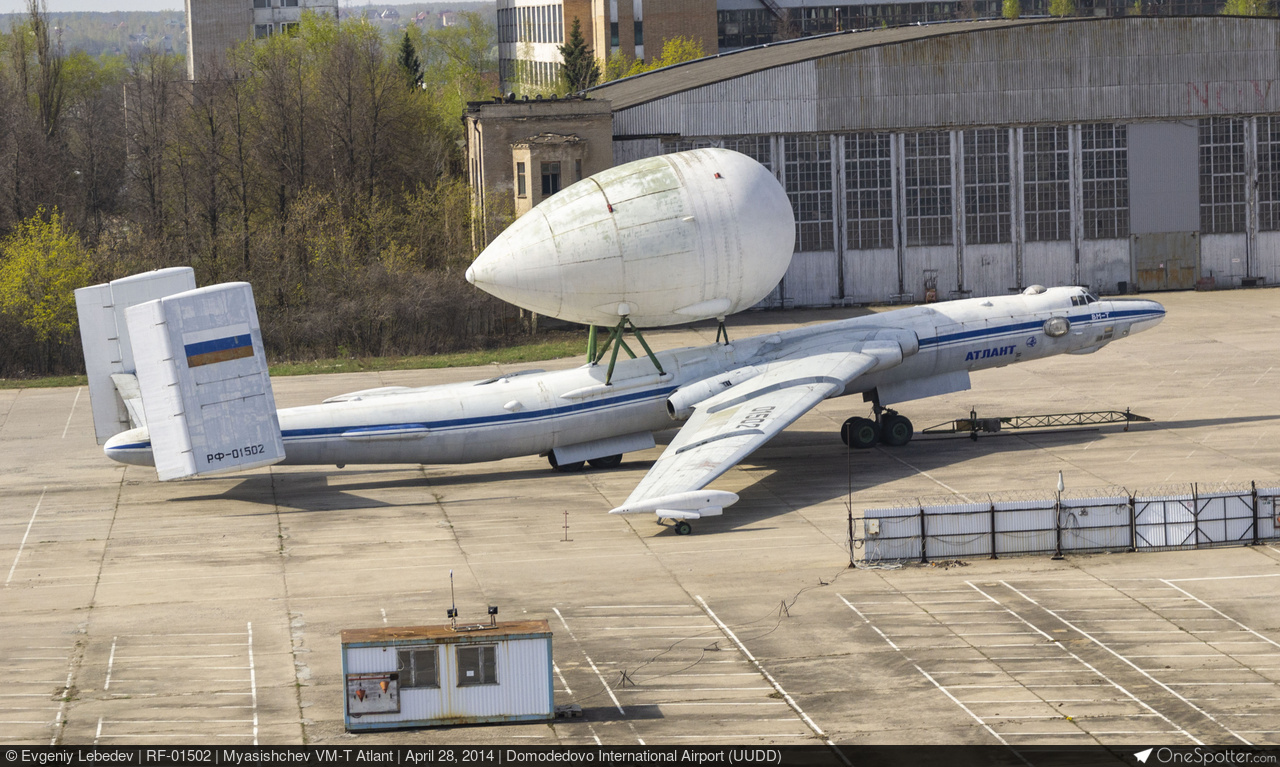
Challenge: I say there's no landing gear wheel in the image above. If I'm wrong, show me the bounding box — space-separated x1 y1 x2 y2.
548 454 585 472
674 520 693 536
588 454 623 469
880 414 914 447
841 417 880 449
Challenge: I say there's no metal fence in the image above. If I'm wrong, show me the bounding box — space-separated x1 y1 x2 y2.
859 483 1280 564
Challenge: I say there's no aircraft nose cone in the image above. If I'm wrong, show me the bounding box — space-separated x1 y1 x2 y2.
1127 299 1166 334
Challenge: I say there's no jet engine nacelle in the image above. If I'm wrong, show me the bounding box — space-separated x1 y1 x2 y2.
466 148 795 328
665 366 764 421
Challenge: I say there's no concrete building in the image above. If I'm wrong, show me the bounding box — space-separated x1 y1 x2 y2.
579 15 1280 307
465 97 614 245
496 0 718 93
184 0 339 81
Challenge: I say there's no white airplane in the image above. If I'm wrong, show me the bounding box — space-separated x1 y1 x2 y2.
76 269 1164 535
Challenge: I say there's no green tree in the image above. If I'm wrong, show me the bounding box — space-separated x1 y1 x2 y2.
1049 0 1076 15
0 209 92 345
558 17 599 93
606 35 705 81
1222 0 1275 14
397 30 423 89
1003 0 1022 19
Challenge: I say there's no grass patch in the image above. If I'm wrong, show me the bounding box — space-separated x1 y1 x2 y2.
269 334 586 377
0 332 588 389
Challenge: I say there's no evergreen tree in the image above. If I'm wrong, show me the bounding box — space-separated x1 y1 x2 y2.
1222 0 1274 15
1049 0 1076 15
397 31 423 89
559 18 599 93
1003 0 1022 18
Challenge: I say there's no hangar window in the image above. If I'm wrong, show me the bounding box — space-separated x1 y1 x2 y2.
724 135 773 172
1023 126 1071 242
904 131 952 246
843 133 894 250
784 134 835 252
662 138 717 154
1258 116 1280 231
964 128 1011 245
1200 118 1247 235
1081 124 1129 240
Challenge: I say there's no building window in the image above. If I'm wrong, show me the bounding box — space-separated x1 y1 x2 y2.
1023 126 1071 242
457 645 497 686
724 135 773 171
396 647 438 689
280 22 299 36
516 162 527 197
610 22 619 48
784 134 834 252
843 133 894 250
963 128 1011 245
904 131 952 246
662 137 715 154
282 0 297 7
1259 116 1280 231
541 161 561 196
253 0 269 8
254 24 272 39
1200 117 1246 235
634 20 643 47
1081 123 1129 240
574 158 582 181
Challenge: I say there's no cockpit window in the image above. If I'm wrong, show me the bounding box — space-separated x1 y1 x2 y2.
1085 292 1099 303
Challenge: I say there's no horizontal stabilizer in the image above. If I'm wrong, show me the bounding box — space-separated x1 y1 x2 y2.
125 282 285 481
609 489 739 515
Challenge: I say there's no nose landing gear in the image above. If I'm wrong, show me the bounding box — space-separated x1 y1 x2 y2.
841 407 913 449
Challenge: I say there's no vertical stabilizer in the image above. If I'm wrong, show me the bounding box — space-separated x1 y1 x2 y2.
125 282 285 481
75 267 197 444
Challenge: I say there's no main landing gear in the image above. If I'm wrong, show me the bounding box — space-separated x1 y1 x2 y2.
841 408 914 449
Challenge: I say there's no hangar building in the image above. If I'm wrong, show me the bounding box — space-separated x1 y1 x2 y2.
581 16 1280 306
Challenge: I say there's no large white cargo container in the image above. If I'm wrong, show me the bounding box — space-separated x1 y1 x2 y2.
340 620 554 731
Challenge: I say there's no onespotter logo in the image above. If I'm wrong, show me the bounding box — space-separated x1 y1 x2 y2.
1135 749 1278 765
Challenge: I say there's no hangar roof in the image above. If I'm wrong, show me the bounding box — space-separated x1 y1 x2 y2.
589 15 1280 137
589 17 1041 110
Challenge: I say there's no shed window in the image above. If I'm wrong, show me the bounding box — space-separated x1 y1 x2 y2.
397 647 439 688
963 128 1011 245
844 132 894 250
1259 116 1280 231
541 162 561 196
1081 124 1129 240
784 134 834 252
904 131 952 247
457 645 497 686
1200 117 1246 235
1023 126 1070 242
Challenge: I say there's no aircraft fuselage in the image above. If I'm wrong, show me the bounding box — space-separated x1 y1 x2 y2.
102 288 1165 470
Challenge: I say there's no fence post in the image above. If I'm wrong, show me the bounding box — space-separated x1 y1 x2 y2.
919 505 927 564
1052 492 1064 560
1252 481 1260 547
1192 482 1201 550
989 499 998 560
1128 493 1136 552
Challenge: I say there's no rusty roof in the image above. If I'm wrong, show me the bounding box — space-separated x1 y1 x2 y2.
341 619 551 646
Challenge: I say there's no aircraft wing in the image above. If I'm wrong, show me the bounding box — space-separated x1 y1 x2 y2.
610 337 908 519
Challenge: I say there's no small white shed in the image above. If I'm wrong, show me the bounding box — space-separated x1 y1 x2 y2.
341 620 554 731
